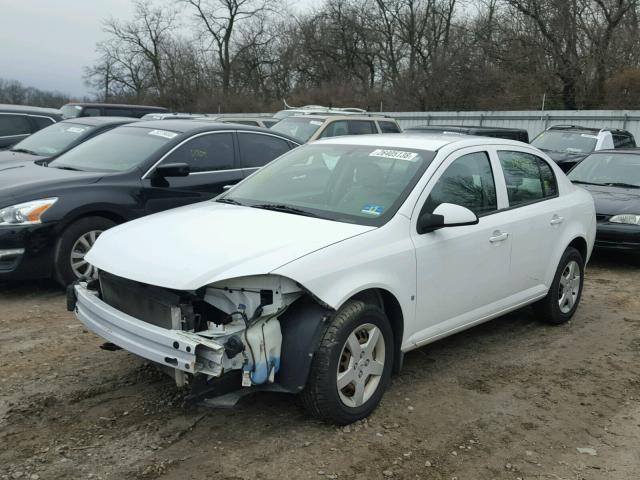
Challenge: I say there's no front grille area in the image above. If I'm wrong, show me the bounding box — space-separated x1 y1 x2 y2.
99 271 181 329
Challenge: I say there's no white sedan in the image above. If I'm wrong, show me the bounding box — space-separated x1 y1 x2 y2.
70 134 596 424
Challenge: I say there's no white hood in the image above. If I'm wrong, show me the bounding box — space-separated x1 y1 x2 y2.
87 201 374 290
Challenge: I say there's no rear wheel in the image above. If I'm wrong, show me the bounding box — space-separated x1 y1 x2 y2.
53 216 115 287
533 246 584 324
300 300 393 425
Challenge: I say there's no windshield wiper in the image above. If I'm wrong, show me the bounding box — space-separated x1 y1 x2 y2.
10 148 38 155
605 182 640 189
251 203 321 218
50 165 82 171
572 180 605 186
216 197 244 206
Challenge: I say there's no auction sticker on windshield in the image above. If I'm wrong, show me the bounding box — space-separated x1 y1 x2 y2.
66 127 87 133
369 149 418 161
361 204 385 216
148 129 178 139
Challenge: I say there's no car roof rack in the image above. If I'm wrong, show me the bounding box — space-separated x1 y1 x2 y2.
282 99 367 114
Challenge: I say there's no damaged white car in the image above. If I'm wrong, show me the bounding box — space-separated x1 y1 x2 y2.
69 134 596 424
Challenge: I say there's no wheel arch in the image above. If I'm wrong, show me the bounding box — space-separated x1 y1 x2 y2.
57 209 127 233
567 235 588 262
349 288 405 374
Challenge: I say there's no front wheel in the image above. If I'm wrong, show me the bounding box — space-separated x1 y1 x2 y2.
300 300 394 425
53 216 116 287
533 246 584 324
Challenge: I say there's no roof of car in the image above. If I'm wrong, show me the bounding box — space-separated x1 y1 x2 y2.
407 124 526 133
315 132 528 151
547 125 632 135
127 119 301 142
63 102 168 110
288 114 394 121
0 103 62 116
61 116 140 126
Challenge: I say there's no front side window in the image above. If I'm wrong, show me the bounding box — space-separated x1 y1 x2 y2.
10 122 93 156
49 126 176 172
32 116 55 130
83 108 101 117
613 133 635 149
105 108 134 117
0 115 31 136
498 151 558 207
379 121 401 133
238 133 291 168
162 132 234 172
425 151 497 216
221 144 435 226
319 120 350 138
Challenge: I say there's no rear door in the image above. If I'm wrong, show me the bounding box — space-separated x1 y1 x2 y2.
237 131 297 178
142 131 242 214
494 148 565 298
0 114 33 148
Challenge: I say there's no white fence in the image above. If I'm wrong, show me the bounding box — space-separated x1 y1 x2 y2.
384 110 640 140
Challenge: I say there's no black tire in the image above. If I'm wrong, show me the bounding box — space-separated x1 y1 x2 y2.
300 300 394 425
533 246 584 324
53 216 116 287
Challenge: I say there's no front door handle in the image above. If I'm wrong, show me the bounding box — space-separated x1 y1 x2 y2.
489 231 509 243
550 215 565 225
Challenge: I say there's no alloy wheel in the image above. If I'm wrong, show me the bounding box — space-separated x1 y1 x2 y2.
70 230 103 280
558 259 581 314
336 323 386 408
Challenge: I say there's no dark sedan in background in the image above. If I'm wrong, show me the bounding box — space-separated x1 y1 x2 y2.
568 149 640 253
0 120 300 286
0 104 63 149
2 116 138 164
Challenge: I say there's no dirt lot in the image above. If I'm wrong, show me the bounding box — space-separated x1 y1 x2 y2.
1 253 639 480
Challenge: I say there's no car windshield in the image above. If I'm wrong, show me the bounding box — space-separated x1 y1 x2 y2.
60 105 82 119
568 152 640 187
10 122 94 156
271 117 324 142
220 143 434 226
532 130 598 154
48 126 177 172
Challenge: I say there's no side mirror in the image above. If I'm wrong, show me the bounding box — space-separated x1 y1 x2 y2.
155 162 190 177
417 203 479 234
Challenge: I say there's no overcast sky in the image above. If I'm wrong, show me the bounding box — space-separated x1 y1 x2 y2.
1 0 313 99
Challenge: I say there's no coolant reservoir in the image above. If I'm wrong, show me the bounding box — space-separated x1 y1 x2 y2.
245 318 282 385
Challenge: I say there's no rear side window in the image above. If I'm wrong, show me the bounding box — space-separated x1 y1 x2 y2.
0 114 32 136
348 120 376 135
238 132 291 168
378 121 401 133
613 133 636 148
229 120 260 126
32 116 55 130
163 132 235 172
425 151 497 216
498 151 558 207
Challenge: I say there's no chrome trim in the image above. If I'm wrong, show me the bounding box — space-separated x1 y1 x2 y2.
0 248 25 260
0 133 30 139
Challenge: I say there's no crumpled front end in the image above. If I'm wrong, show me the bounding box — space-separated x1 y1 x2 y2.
71 271 306 389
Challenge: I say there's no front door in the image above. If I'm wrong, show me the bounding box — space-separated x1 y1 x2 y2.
409 148 512 345
142 131 243 215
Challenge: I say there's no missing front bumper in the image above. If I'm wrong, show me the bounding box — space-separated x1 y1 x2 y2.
73 283 225 377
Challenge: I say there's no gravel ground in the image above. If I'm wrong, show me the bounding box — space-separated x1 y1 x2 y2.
1 252 639 480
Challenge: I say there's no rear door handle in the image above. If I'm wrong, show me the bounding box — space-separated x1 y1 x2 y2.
489 231 509 243
550 215 564 225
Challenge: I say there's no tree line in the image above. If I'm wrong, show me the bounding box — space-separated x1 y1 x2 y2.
0 78 71 108
82 0 640 113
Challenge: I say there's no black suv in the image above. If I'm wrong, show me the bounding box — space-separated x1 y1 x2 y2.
0 104 63 149
61 103 169 119
0 120 300 285
405 125 529 142
531 125 636 172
